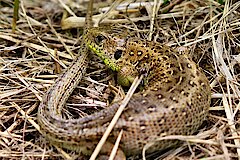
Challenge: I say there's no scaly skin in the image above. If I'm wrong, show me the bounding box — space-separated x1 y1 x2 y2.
85 27 211 155
38 26 211 159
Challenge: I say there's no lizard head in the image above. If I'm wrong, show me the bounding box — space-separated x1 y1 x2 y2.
84 27 126 72
84 27 139 86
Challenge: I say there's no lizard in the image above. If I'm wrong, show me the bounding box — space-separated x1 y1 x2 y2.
37 3 211 160
82 27 211 157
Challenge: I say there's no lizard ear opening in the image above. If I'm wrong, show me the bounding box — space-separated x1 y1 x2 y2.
114 49 122 60
95 34 105 45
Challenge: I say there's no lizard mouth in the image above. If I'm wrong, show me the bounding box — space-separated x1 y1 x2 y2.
117 65 139 87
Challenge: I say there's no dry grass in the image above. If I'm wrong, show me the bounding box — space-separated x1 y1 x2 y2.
1 0 240 159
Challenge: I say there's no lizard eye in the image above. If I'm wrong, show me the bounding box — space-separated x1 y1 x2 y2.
95 34 105 45
114 50 122 60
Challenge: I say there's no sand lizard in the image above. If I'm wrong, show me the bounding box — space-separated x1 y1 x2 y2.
37 5 211 160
